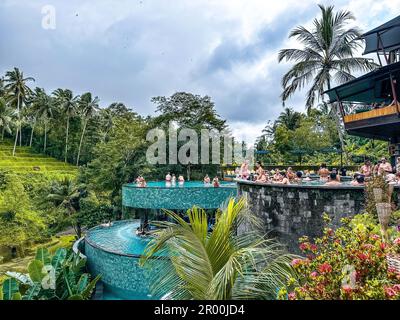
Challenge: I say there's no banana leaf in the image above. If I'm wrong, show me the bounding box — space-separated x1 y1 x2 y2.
51 248 67 271
2 278 19 300
23 283 41 300
12 292 22 300
68 294 83 300
35 248 51 265
28 260 45 282
5 271 33 286
81 274 101 300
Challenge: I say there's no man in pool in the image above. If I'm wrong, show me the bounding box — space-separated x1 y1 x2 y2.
325 172 341 186
379 157 393 175
166 172 172 182
204 174 211 184
360 160 372 177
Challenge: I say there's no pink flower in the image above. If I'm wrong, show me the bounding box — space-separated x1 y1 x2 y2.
310 244 318 252
310 271 318 278
385 287 398 298
299 243 308 251
393 284 400 292
288 292 296 300
342 284 353 295
393 238 400 245
318 263 332 273
370 234 380 241
291 259 303 267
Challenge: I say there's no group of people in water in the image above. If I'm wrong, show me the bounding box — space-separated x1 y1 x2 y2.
236 156 400 186
134 173 221 188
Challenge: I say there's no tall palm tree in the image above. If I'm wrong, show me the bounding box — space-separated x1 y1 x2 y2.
76 92 99 166
276 107 302 130
46 178 85 238
278 5 378 154
140 198 295 300
30 88 55 153
4 68 35 154
53 89 79 163
0 98 13 140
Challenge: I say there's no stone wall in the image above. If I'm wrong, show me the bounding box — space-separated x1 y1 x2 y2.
237 181 369 254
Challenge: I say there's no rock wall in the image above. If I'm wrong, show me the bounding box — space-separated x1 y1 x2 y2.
237 181 368 253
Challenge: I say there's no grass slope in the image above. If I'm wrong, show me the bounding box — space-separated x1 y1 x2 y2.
0 140 77 174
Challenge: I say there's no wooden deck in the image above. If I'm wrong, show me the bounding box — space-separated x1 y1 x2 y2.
344 105 399 123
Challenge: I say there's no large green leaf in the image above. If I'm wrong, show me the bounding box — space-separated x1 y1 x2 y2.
28 260 45 283
2 278 19 300
51 248 67 271
0 286 3 300
81 274 101 300
68 294 83 300
76 274 89 294
23 283 41 300
35 248 51 265
12 292 22 300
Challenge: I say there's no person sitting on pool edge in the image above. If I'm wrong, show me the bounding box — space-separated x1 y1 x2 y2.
273 171 290 185
325 172 341 186
351 174 365 186
286 167 295 180
255 169 268 183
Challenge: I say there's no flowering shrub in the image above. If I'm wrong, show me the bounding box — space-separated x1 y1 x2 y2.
278 214 400 300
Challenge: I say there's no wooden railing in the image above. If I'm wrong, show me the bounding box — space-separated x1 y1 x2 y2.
343 105 398 123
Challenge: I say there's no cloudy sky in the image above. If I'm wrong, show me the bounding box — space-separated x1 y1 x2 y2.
0 0 399 144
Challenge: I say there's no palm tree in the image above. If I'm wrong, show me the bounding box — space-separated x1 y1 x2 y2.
53 89 79 162
0 98 13 140
4 68 35 154
46 178 85 237
276 107 302 130
278 5 378 154
76 92 99 166
140 198 295 300
99 108 114 142
30 88 55 153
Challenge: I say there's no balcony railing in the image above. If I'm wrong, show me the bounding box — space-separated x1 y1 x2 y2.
343 104 400 124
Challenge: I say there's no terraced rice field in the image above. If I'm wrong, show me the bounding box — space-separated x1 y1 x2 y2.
0 141 77 174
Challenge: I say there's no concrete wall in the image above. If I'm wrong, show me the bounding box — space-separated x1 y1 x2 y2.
237 181 368 254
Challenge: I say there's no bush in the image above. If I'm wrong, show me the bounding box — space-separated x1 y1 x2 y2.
278 214 400 300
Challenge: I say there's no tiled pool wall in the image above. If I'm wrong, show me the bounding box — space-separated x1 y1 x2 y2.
122 184 236 209
84 240 169 300
237 180 400 254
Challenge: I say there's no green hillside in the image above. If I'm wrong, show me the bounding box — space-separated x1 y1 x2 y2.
0 140 77 174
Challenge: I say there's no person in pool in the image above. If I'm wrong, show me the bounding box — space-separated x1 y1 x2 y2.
256 169 268 183
178 175 185 184
138 176 147 188
171 174 176 184
360 160 372 178
204 174 211 184
318 163 330 182
294 171 303 183
325 172 341 186
286 167 295 180
351 174 365 186
213 176 220 187
165 172 172 182
255 161 264 177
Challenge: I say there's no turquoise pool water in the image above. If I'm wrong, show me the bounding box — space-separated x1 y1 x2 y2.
122 181 237 210
85 220 168 300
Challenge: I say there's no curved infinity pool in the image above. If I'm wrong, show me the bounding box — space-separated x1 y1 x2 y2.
122 181 237 210
84 220 168 300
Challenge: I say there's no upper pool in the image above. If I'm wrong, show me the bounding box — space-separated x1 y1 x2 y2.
122 181 237 210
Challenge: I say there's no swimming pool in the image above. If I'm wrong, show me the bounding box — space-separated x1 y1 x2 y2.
84 220 168 300
122 181 237 210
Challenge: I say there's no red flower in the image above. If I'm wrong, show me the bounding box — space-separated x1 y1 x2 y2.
310 244 318 252
380 242 386 250
288 292 296 300
318 263 332 273
299 243 308 251
291 259 303 267
342 284 353 295
357 253 368 261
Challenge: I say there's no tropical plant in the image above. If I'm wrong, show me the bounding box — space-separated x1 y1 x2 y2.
76 92 99 166
140 197 295 300
278 5 378 154
46 178 86 237
276 107 303 130
0 97 13 140
30 88 56 153
278 214 400 300
0 247 100 300
53 88 79 162
4 67 35 154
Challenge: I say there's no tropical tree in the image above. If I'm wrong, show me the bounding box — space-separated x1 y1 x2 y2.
0 98 13 140
30 88 55 153
4 68 34 153
46 178 85 237
278 5 378 154
53 89 79 162
141 198 295 300
76 93 99 166
276 107 303 130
